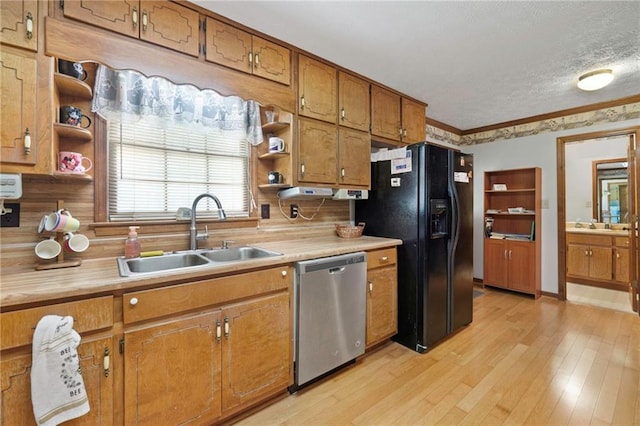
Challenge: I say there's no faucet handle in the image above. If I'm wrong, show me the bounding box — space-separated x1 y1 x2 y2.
222 240 235 249
196 225 209 241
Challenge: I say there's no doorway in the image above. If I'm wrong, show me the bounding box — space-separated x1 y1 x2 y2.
556 127 639 313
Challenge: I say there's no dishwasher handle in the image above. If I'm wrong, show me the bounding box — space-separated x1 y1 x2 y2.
329 266 346 274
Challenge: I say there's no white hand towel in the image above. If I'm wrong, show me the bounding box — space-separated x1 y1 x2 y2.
31 315 90 426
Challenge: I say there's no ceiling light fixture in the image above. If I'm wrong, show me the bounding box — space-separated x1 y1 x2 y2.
577 69 614 91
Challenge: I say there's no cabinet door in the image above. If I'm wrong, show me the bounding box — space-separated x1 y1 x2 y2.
567 243 590 278
298 118 338 185
63 0 138 39
401 98 426 143
366 266 397 348
371 85 401 141
141 1 199 57
0 0 38 51
124 312 222 425
1 336 114 426
1 48 37 165
298 55 337 123
483 239 507 288
252 35 291 85
615 247 630 283
205 18 251 74
508 241 535 292
338 71 370 132
338 128 370 188
221 292 290 414
589 246 613 281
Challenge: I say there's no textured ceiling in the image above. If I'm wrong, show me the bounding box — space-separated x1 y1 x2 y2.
192 1 640 131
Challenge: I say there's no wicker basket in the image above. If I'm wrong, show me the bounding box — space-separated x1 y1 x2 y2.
335 222 365 238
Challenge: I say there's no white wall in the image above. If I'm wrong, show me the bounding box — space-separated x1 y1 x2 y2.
565 137 628 221
460 119 640 295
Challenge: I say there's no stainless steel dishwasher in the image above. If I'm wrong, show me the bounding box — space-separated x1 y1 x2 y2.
292 252 367 390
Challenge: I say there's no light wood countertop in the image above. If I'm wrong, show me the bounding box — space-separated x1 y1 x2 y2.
565 227 630 237
0 236 402 309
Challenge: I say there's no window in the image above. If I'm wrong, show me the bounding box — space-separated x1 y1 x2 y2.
92 66 262 221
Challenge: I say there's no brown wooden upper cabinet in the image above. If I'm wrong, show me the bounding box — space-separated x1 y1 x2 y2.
0 0 38 51
371 85 426 144
205 18 291 86
1 48 38 167
298 55 338 123
62 0 200 57
338 71 370 133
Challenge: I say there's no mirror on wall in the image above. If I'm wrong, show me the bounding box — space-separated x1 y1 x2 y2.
592 158 628 223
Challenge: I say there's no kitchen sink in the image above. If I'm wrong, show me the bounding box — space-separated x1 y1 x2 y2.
116 246 282 277
199 246 282 263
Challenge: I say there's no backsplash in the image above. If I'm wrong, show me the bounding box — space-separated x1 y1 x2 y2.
0 176 350 268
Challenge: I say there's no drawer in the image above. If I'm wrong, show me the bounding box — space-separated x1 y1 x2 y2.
123 266 291 324
367 248 397 269
615 237 630 247
566 233 612 246
0 296 114 351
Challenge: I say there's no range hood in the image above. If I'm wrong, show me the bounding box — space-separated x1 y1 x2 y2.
277 187 333 200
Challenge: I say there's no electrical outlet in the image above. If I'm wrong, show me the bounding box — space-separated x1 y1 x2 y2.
290 204 299 218
261 204 270 219
0 203 20 227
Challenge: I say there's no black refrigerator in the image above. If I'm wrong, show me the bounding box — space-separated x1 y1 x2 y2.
355 143 474 353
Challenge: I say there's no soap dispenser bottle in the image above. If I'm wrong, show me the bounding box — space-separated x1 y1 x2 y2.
125 226 141 258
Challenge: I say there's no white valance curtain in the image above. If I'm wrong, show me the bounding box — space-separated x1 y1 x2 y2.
90 65 263 145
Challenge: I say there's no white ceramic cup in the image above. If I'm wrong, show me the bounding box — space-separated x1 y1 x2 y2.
268 137 285 152
63 232 90 253
35 238 62 260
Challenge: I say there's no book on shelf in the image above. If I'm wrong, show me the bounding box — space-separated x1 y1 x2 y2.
489 232 506 239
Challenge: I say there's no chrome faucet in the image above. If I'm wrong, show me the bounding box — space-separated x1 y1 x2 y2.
190 193 227 250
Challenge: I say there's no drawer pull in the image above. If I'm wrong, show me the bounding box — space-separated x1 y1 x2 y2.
129 297 138 306
281 270 287 277
380 256 388 262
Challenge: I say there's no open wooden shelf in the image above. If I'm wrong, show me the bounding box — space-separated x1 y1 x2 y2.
53 123 93 142
54 73 93 99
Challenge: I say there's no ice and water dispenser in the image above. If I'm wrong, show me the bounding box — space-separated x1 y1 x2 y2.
430 199 449 238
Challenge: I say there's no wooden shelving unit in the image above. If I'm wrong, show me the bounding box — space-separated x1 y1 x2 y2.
483 167 541 298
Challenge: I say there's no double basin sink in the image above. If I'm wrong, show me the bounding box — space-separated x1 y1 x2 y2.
117 246 282 277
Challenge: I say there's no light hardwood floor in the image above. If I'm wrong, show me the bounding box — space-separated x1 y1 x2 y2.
237 287 639 425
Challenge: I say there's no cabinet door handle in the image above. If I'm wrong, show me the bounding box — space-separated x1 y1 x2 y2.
216 320 221 342
368 280 373 294
403 128 407 138
301 161 305 177
248 51 253 68
132 7 138 29
584 249 589 256
399 128 403 137
254 53 259 68
509 250 512 260
24 128 31 154
504 249 508 260
300 95 305 109
142 10 148 32
341 168 345 179
129 297 138 306
224 317 230 338
103 347 110 378
341 108 345 121
25 12 33 40
616 252 620 259
589 250 593 256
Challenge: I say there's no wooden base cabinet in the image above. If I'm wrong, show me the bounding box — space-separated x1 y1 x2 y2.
122 267 292 425
365 248 398 349
566 233 631 290
484 239 537 296
0 297 115 425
